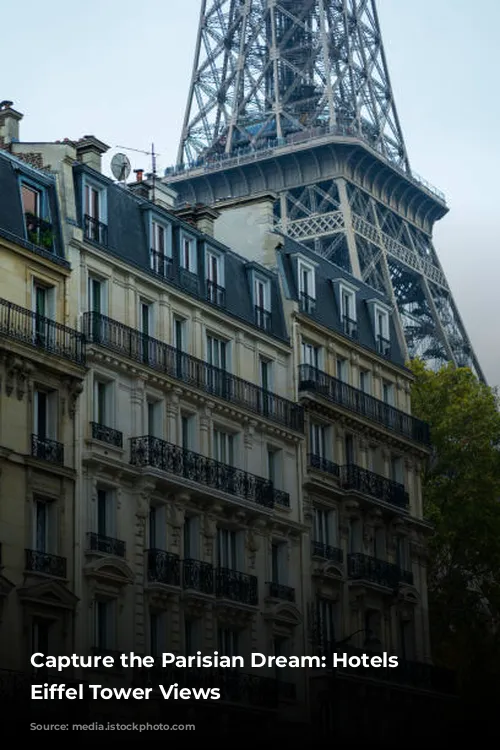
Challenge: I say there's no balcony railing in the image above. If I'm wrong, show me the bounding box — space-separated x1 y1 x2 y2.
130 436 278 509
183 558 214 594
274 489 290 508
83 214 108 246
255 305 271 331
83 313 303 432
315 642 455 694
298 364 430 446
147 549 180 586
25 549 66 578
179 267 199 296
342 315 358 339
308 453 340 477
25 213 54 252
150 249 173 279
299 292 316 314
87 532 126 558
267 582 296 602
206 280 226 307
31 435 64 466
90 421 123 448
347 553 413 588
377 335 391 357
0 298 86 365
216 567 258 605
311 541 343 563
341 464 409 509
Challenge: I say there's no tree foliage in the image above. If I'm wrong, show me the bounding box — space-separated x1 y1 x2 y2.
409 360 500 698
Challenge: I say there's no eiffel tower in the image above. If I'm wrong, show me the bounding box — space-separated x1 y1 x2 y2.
166 0 484 381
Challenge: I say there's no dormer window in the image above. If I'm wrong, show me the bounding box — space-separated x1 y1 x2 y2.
150 218 172 279
254 275 271 331
83 178 107 246
205 248 225 307
180 233 197 273
367 299 391 357
332 279 358 338
297 259 316 314
21 180 54 252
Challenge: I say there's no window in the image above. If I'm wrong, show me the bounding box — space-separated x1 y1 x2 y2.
185 618 200 653
22 184 41 217
84 181 106 244
139 301 153 363
94 599 115 651
181 414 195 450
94 379 113 426
314 508 337 547
301 340 321 369
396 537 410 572
218 627 239 657
344 433 354 465
33 389 57 440
206 334 227 370
349 518 362 553
184 516 199 559
147 400 162 438
174 317 186 351
33 498 56 553
254 276 271 330
336 357 348 383
341 287 357 337
359 369 371 394
259 357 272 391
217 528 240 570
150 611 163 657
181 234 197 273
298 260 316 312
151 220 172 277
310 422 326 459
97 488 115 538
23 182 52 248
32 618 50 673
88 276 106 315
400 618 415 660
205 249 225 305
376 310 390 356
271 542 287 584
365 609 381 647
85 184 101 221
213 428 234 465
149 506 166 550
267 447 281 487
391 455 404 484
373 527 386 559
317 598 337 646
382 380 395 406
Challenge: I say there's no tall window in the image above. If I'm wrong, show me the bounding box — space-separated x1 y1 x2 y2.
33 498 55 553
94 599 114 650
147 400 161 437
181 414 194 450
31 619 50 672
336 357 348 383
152 222 165 254
301 340 321 369
317 598 336 647
85 184 100 221
254 277 270 329
218 627 239 657
206 334 227 370
97 489 114 538
298 261 316 312
181 236 196 272
22 184 41 217
271 542 287 584
34 389 56 440
314 508 337 547
359 369 371 394
310 422 326 459
213 428 234 465
217 528 239 570
382 380 395 406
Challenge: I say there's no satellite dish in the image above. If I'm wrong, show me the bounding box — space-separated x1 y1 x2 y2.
111 152 131 182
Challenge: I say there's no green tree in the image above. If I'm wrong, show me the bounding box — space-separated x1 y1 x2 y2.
409 360 500 709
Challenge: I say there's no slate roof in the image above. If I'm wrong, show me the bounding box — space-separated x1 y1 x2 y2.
0 150 67 266
73 164 289 343
278 235 406 367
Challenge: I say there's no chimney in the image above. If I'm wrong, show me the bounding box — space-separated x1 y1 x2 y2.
75 135 109 173
174 203 220 238
134 169 144 182
0 101 23 145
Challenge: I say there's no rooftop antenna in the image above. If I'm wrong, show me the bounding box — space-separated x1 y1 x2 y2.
115 143 159 201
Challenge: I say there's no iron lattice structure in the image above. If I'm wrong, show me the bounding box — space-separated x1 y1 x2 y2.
171 0 483 379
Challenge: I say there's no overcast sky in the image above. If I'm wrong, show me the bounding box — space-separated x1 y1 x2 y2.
2 0 498 387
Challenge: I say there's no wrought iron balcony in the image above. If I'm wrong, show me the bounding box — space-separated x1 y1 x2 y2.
377 334 391 357
0 298 86 365
274 489 290 508
254 305 271 331
206 280 226 307
308 453 340 477
24 212 54 252
311 541 343 563
150 249 173 279
83 214 108 246
83 312 303 432
299 292 316 314
147 549 180 586
341 464 409 509
342 315 358 339
87 531 126 558
183 558 214 595
90 421 123 448
298 364 430 446
31 435 64 466
215 567 258 605
266 581 295 602
25 549 66 578
347 553 413 588
179 267 199 295
131 436 277 508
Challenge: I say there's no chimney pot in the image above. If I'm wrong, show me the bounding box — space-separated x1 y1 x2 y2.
134 169 144 182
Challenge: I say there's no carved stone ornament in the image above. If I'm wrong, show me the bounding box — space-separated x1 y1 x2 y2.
135 481 156 517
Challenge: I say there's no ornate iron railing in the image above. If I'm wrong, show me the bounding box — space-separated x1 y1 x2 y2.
150 249 173 279
25 549 66 578
0 298 85 365
274 489 290 508
347 553 413 587
377 334 391 357
298 364 430 445
179 267 199 295
147 549 180 586
130 435 279 509
83 312 303 432
83 214 107 246
342 315 358 339
183 558 214 594
308 453 340 477
341 464 409 509
267 582 296 602
215 567 258 605
299 292 316 314
87 532 126 558
255 305 271 331
31 435 64 465
311 541 343 563
206 280 226 307
24 212 54 252
90 421 123 448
